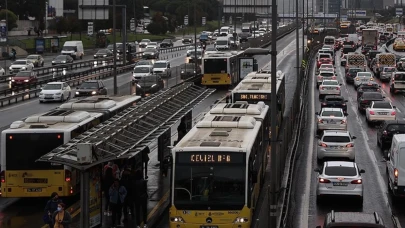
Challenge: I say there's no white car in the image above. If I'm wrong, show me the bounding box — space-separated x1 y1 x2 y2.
187 47 202 57
147 42 159 49
319 80 342 99
9 59 34 74
365 101 396 123
318 64 335 74
139 39 151 48
316 107 348 133
314 161 364 205
132 65 153 83
39 82 71 103
317 71 337 87
354 72 374 88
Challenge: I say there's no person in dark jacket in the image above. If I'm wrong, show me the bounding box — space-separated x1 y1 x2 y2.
103 166 115 215
121 167 134 222
52 203 72 228
44 192 62 227
141 147 150 179
134 169 148 228
109 179 127 227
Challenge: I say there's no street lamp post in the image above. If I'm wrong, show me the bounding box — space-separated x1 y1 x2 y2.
113 0 118 95
194 0 198 79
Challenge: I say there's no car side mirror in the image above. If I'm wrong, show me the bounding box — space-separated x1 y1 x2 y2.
383 96 386 98
340 83 342 86
352 136 357 139
387 152 391 159
345 100 348 102
344 113 349 116
134 79 139 83
314 168 321 173
360 169 365 173
393 106 396 108
315 112 319 115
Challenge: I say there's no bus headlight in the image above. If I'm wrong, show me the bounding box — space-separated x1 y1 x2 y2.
234 217 249 223
170 216 185 222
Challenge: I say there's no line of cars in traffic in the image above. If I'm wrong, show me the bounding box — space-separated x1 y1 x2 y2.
314 31 405 227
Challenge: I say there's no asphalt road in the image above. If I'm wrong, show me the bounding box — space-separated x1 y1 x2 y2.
288 47 405 227
155 29 303 228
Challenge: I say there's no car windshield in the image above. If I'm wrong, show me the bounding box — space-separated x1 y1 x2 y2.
97 49 108 54
206 48 217 51
43 84 62 90
363 93 383 99
216 40 228 45
384 68 395 72
324 166 357 176
387 124 405 132
321 64 333 68
140 39 150 43
153 63 167 68
320 72 334 77
137 61 152 66
149 42 157 46
326 97 343 102
373 102 391 109
55 56 66 60
79 82 98 89
15 72 31 77
139 76 159 82
319 55 330 59
349 69 362 73
190 51 202 56
163 39 171 43
27 56 38 59
321 111 343 117
394 74 405 80
323 81 339 85
357 73 371 77
323 136 351 142
134 67 151 73
146 47 156 50
181 63 195 70
62 46 76 51
13 60 26 64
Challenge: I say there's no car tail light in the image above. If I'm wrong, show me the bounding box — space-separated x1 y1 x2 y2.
346 143 354 147
362 100 368 104
373 46 377 50
319 178 331 183
351 179 362 184
369 110 375 115
0 171 4 183
383 130 388 136
319 142 327 147
391 111 396 115
318 119 324 123
65 170 72 182
336 87 340 90
320 86 324 90
322 103 326 106
342 103 346 106
332 76 337 79
394 168 398 185
318 76 323 80
392 77 395 82
346 73 350 76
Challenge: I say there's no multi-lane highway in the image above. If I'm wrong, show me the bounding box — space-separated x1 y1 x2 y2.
287 44 405 227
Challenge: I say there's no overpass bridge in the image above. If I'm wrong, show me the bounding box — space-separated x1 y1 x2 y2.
256 13 372 20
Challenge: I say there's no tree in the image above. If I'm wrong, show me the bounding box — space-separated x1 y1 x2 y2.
146 22 162 35
0 10 18 31
55 17 67 35
66 17 81 38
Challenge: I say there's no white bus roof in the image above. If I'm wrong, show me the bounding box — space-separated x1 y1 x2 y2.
173 114 261 152
58 95 141 112
4 110 103 132
203 51 243 58
207 102 269 120
233 71 284 93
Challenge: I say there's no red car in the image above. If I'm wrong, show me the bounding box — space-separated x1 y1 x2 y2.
317 58 333 68
11 70 38 87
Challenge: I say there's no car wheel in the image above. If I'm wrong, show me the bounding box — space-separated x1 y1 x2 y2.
42 62 44 67
358 196 363 207
390 86 395 94
60 95 64 102
68 92 71 99
377 138 381 148
316 195 322 205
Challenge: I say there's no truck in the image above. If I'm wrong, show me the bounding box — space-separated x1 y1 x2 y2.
372 53 396 78
346 53 366 72
61 41 84 60
361 29 378 49
241 23 252 34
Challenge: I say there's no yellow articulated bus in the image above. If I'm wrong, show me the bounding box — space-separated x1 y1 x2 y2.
201 51 244 87
169 103 269 228
231 70 285 139
0 95 141 197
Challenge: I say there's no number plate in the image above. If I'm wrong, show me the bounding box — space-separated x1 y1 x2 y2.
329 120 336 124
379 112 388 115
45 94 53 98
27 188 42 192
201 226 218 228
333 182 348 186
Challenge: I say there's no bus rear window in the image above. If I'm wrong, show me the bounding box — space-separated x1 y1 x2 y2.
5 133 64 170
324 38 334 45
204 58 228 74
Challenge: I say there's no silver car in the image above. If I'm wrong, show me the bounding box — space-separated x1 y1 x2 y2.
319 80 341 99
380 66 396 81
317 130 356 162
314 161 364 205
354 72 374 88
316 108 348 133
317 71 337 87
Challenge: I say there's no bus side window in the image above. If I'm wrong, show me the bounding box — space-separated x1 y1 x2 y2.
248 156 253 207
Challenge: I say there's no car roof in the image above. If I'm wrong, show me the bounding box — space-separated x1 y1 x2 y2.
372 101 390 104
323 130 350 136
323 79 338 82
155 60 168 63
47 82 64 85
328 211 385 225
135 65 153 68
362 91 382 95
325 161 356 167
321 107 343 111
85 80 100 83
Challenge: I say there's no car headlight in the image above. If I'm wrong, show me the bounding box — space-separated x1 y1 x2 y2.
94 55 97 57
39 93 43 95
234 217 249 223
61 61 66 63
136 84 141 88
9 67 12 70
52 61 56 63
151 84 157 87
24 79 29 82
181 71 184 73
21 67 26 69
91 91 97 95
194 70 196 73
11 79 15 82
170 216 185 223
103 55 107 57
75 91 79 95
142 53 146 55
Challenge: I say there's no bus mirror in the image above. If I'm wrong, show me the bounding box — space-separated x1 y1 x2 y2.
251 171 258 183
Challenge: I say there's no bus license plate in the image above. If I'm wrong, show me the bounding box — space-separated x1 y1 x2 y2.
201 226 218 228
27 188 42 192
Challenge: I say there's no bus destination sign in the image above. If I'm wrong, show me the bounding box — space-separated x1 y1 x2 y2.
234 93 269 101
177 153 245 164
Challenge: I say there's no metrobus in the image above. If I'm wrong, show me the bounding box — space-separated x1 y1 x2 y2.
201 51 244 87
169 106 269 228
0 95 141 197
231 70 285 137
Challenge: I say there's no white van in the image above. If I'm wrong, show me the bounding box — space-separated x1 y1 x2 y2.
61 41 84 60
387 134 405 197
347 34 359 46
215 36 230 50
220 26 230 36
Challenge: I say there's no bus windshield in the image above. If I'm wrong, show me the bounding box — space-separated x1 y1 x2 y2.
5 133 64 170
204 58 228 74
174 159 245 210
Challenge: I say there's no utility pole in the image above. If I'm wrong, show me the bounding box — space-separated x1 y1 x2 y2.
234 0 237 32
194 0 198 79
5 0 8 53
302 0 305 59
113 0 117 95
218 1 221 30
133 0 136 41
269 2 279 227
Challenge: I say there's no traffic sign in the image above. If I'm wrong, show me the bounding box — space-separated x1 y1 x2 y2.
184 15 189 26
202 17 206 26
0 20 7 43
130 18 135 31
87 22 93 36
229 16 232 24
222 16 225 24
396 8 403 16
